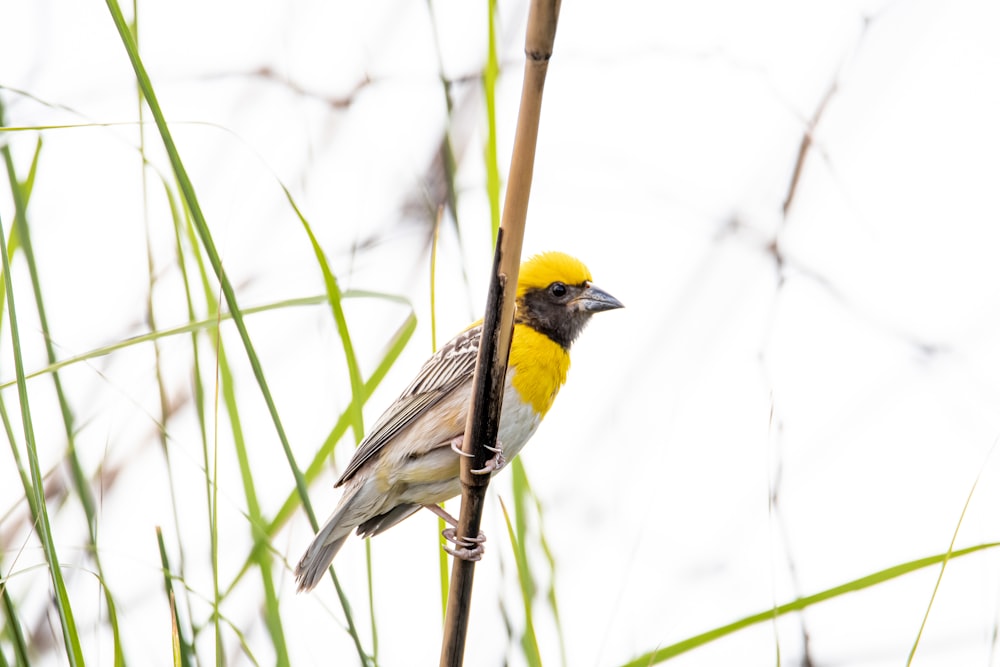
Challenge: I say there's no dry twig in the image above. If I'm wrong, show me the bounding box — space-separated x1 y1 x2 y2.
439 1 561 665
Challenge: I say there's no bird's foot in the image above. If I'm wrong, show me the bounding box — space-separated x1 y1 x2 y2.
442 527 486 561
471 441 504 475
422 503 487 561
449 437 504 475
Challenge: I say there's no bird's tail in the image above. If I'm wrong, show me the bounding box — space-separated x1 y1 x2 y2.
294 500 356 592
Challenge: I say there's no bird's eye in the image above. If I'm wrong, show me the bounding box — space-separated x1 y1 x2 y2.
549 282 567 297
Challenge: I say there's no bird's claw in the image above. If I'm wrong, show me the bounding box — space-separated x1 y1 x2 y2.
442 527 486 545
450 436 473 458
444 544 485 561
471 442 505 475
442 527 486 561
449 437 506 474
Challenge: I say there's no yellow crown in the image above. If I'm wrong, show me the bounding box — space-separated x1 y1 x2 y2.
516 251 592 297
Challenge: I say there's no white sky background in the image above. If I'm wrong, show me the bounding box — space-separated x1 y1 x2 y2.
2 0 1000 665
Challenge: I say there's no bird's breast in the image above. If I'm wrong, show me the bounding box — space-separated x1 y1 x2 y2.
495 324 572 461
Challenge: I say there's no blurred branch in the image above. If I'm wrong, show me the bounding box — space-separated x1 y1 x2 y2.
204 67 372 109
780 13 878 220
439 1 561 665
780 78 837 218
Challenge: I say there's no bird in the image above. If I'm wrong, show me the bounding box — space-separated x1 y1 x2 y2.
294 251 623 592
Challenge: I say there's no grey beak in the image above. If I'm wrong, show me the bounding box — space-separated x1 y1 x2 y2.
573 284 624 313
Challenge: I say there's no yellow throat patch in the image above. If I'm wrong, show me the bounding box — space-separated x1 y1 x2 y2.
508 323 571 416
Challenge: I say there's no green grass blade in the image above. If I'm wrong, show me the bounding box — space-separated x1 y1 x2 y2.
0 293 395 391
171 189 225 662
365 540 378 662
166 176 223 663
281 184 375 660
279 186 365 445
483 0 502 242
169 592 182 667
619 542 1000 667
211 344 222 665
223 311 416 594
104 0 317 548
178 577 265 667
1 107 127 667
155 527 195 667
906 461 986 665
508 460 542 667
4 130 92 525
530 478 566 666
499 496 543 667
132 18 197 656
141 135 204 667
1 571 30 666
198 251 226 663
97 572 126 667
428 220 451 621
0 392 32 667
0 284 404 393
0 212 85 665
1 131 129 663
213 339 290 665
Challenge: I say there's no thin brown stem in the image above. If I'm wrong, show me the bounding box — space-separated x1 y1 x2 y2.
439 1 561 665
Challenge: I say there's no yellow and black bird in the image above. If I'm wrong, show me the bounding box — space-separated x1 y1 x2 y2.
295 251 623 592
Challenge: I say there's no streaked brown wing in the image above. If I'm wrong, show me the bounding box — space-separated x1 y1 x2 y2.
334 324 482 486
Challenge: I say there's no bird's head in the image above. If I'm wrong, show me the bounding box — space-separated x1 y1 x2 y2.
515 251 623 348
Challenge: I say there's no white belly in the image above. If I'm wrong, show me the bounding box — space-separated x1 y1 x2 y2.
496 375 543 463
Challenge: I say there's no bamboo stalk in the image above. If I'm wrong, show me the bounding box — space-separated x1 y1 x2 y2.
439 1 561 665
